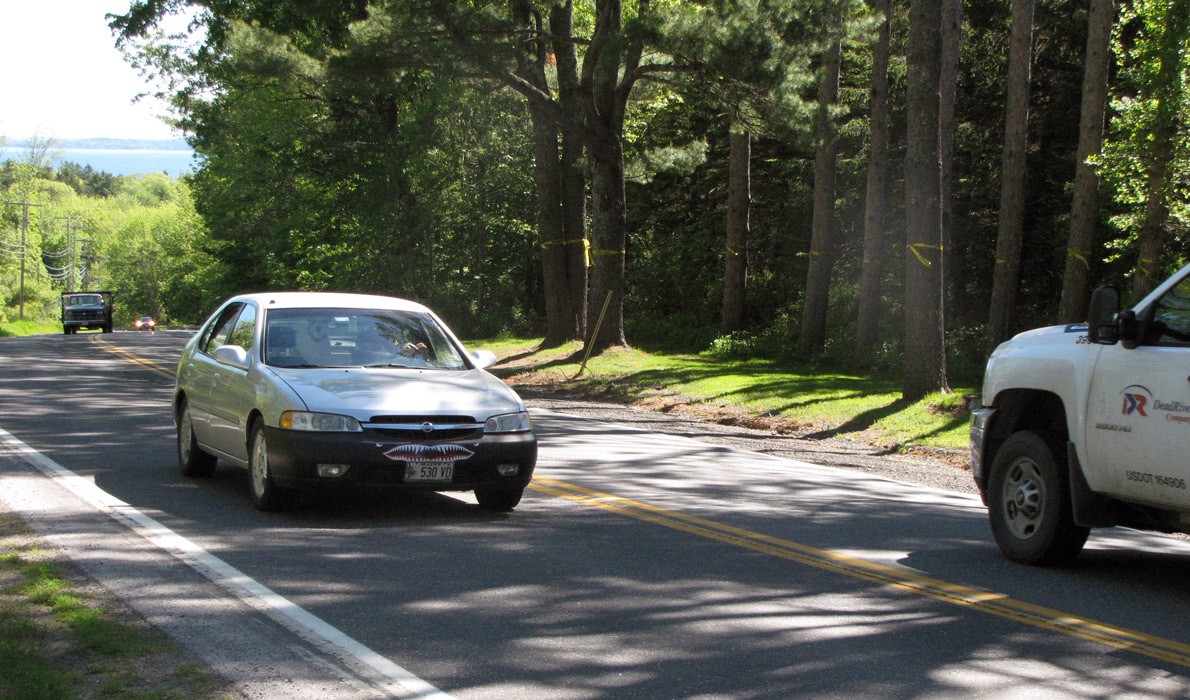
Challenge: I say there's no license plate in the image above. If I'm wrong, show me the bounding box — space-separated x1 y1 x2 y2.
405 461 454 483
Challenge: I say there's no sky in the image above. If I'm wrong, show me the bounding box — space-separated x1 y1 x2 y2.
0 1 183 141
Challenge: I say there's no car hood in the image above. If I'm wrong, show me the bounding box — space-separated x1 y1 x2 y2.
269 367 525 418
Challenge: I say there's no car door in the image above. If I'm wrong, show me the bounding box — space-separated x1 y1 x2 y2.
1084 272 1190 508
183 302 244 448
203 302 259 462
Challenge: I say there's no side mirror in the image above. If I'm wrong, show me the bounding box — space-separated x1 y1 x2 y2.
1087 285 1120 345
469 349 497 369
213 344 251 370
1118 309 1141 349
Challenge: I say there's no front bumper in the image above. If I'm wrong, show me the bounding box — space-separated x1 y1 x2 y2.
263 426 537 492
969 406 995 495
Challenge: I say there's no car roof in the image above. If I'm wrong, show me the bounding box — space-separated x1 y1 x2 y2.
230 291 431 314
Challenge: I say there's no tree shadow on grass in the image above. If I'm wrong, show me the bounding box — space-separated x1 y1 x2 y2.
802 397 913 442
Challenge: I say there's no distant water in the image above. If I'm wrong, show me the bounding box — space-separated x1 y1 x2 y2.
2 146 198 177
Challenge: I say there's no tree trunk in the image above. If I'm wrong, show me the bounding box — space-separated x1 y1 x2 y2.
549 0 588 344
514 0 583 347
721 125 751 334
799 40 841 354
939 0 961 324
1131 0 1188 301
986 0 1036 353
903 0 950 401
587 138 628 349
1059 0 1115 322
855 0 892 360
580 0 634 351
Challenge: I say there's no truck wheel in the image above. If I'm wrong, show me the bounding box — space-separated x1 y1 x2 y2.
178 401 217 477
987 431 1089 566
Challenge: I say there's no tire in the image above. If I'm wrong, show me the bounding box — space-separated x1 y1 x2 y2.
475 486 524 511
177 401 217 477
249 421 289 512
987 431 1089 566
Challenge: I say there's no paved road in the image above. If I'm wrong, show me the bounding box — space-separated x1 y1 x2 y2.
1 331 1188 699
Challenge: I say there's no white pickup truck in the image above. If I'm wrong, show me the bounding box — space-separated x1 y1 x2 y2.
970 262 1190 565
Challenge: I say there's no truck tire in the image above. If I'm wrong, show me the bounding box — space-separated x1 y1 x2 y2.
987 431 1089 566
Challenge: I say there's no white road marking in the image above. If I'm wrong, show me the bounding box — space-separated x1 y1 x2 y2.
0 428 454 700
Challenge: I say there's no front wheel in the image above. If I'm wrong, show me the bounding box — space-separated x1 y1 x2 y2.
475 486 524 511
249 421 289 512
987 431 1089 566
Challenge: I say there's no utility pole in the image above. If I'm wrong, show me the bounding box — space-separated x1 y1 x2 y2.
4 200 42 319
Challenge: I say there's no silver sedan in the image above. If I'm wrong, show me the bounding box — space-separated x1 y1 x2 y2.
173 292 537 511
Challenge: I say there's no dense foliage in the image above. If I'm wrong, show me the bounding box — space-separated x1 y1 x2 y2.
1 151 221 327
3 0 1187 388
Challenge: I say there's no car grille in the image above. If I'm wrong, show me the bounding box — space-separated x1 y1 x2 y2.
364 415 483 441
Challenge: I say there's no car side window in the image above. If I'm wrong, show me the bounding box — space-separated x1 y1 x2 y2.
1149 276 1190 346
201 303 244 355
227 303 257 352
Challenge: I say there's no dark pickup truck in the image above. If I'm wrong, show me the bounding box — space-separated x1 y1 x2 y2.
61 291 114 334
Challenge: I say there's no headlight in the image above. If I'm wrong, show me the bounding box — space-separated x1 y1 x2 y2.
280 411 362 432
484 411 532 433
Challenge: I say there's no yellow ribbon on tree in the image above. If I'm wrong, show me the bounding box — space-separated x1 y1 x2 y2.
908 243 945 267
1067 247 1090 269
542 238 592 267
589 248 625 266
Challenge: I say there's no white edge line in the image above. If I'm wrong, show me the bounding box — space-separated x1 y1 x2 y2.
0 428 454 700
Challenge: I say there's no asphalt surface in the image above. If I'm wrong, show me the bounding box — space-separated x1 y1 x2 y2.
2 331 1187 699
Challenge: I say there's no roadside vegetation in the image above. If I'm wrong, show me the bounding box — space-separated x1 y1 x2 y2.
0 514 233 700
0 320 58 338
476 338 974 453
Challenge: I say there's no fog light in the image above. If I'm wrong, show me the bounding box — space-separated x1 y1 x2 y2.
318 464 350 478
496 464 520 477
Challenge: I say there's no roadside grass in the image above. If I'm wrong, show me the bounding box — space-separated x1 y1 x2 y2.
0 514 234 700
0 320 59 338
469 338 976 453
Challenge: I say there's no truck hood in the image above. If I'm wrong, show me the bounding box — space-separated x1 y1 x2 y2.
991 323 1087 357
269 366 525 418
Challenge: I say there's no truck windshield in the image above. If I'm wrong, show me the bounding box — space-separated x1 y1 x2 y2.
65 294 103 306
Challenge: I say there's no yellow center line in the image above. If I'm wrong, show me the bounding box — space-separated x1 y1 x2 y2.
89 336 176 380
529 476 1190 668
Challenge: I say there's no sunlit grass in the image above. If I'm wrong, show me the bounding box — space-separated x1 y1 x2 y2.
475 338 974 451
0 320 59 337
0 529 232 700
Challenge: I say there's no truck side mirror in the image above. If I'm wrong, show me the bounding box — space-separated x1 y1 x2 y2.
1087 285 1120 344
1118 309 1141 349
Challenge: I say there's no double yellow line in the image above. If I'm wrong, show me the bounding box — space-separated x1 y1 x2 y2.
90 336 176 379
532 476 1190 668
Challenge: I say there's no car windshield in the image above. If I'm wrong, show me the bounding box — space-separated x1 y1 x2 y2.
263 307 467 370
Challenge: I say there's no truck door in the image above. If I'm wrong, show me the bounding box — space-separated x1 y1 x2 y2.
1085 272 1190 509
